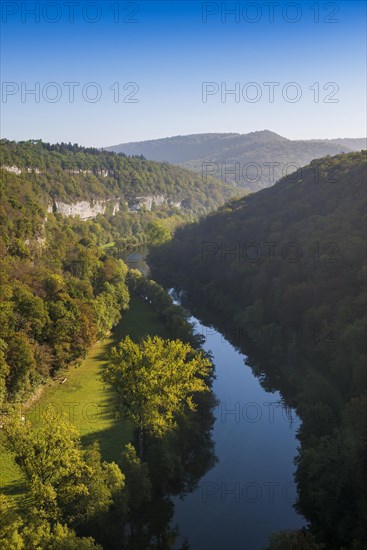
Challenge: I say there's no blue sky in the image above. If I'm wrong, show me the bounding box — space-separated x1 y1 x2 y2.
1 1 366 146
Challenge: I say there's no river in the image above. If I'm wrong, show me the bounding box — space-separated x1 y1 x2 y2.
122 247 305 550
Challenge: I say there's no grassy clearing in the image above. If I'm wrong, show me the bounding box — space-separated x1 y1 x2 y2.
0 296 169 497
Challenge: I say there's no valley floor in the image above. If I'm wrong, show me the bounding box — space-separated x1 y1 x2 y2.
0 296 169 499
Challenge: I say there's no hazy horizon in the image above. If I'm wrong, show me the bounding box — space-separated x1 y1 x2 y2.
2 129 367 149
104 129 367 149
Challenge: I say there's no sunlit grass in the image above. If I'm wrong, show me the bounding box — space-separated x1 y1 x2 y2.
0 296 169 497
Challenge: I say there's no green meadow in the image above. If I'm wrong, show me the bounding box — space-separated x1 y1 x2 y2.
0 296 169 498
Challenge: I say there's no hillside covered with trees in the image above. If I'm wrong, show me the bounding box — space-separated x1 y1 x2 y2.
107 131 366 192
149 151 367 548
0 139 237 219
0 137 235 408
0 140 220 549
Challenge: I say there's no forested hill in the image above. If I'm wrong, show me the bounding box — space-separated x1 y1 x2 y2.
106 131 366 192
0 140 221 549
0 139 237 215
0 138 236 410
149 151 367 548
150 151 366 330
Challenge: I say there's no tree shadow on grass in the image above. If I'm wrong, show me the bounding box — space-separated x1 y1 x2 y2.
80 419 132 466
1 478 27 497
81 297 168 464
79 358 132 465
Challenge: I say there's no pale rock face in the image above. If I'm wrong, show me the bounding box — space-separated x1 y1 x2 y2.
169 200 182 209
68 169 92 175
54 200 106 219
50 199 121 220
2 165 22 175
2 166 42 174
111 202 120 216
26 168 41 174
129 195 167 212
1 163 182 215
94 169 109 178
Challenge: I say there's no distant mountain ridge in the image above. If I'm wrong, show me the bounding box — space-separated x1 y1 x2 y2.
106 131 367 192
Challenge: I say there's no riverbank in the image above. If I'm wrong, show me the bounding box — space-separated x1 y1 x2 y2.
0 295 169 498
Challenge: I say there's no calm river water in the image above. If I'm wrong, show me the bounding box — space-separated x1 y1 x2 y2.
122 248 305 550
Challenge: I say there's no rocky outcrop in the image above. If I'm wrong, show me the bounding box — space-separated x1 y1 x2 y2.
2 165 41 174
168 199 182 209
54 200 106 219
111 202 120 216
2 165 22 175
128 195 181 212
129 195 165 212
49 195 182 218
67 169 93 175
49 199 120 220
2 165 110 177
2 166 182 215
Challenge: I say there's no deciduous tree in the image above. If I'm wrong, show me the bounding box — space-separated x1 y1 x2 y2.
103 335 212 457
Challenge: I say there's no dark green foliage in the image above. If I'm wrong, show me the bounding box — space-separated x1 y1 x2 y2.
127 270 205 348
0 138 223 548
0 240 130 403
149 151 367 548
0 136 235 405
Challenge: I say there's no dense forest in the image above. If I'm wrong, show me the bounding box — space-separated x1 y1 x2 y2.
0 137 237 407
149 151 367 549
0 141 220 548
1 140 366 548
0 139 237 211
0 138 240 404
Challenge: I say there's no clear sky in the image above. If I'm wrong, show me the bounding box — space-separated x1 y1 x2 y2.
1 0 366 146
